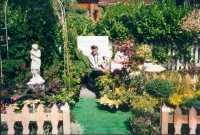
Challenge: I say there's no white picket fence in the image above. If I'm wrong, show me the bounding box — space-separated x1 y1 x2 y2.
1 103 71 134
169 45 200 70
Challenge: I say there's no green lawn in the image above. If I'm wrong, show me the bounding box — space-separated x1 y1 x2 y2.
72 98 131 134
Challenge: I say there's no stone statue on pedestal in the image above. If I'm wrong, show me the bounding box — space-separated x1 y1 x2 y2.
27 44 45 86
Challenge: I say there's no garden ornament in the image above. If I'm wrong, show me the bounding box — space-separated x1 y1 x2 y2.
27 43 45 86
142 62 166 73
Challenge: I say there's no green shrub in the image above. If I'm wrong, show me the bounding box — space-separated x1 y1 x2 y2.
152 45 169 64
96 74 114 91
130 0 192 44
145 79 175 98
95 4 141 41
182 94 200 110
130 92 158 114
98 86 127 109
44 87 79 105
128 112 160 135
129 73 146 94
95 18 129 41
95 0 197 61
44 63 64 94
67 13 94 36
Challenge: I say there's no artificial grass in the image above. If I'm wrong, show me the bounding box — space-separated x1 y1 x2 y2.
72 98 131 134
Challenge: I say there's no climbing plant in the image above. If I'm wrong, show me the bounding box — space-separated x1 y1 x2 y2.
43 2 92 104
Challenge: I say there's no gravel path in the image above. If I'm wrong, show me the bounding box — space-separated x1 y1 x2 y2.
79 85 96 99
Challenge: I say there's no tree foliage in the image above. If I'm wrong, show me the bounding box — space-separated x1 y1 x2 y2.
95 0 198 62
1 0 92 105
1 0 62 87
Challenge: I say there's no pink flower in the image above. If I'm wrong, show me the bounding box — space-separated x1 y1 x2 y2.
11 95 21 102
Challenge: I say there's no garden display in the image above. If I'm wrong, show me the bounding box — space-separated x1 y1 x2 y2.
0 0 200 134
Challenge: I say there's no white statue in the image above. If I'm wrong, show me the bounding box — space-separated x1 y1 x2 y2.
27 44 45 86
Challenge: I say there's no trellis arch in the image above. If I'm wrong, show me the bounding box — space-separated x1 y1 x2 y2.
0 0 9 84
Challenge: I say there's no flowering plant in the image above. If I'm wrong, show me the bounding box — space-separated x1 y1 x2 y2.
182 9 200 32
135 44 152 62
98 86 127 109
114 38 136 59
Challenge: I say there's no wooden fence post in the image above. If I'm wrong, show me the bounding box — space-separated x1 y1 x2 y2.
22 104 30 134
51 104 59 134
189 107 197 134
161 105 170 134
61 103 71 134
36 104 44 134
174 107 183 134
5 106 15 134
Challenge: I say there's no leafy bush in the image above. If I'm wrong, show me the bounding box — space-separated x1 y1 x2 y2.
67 13 94 36
169 90 200 107
152 45 169 64
155 72 194 95
145 79 175 98
154 72 198 107
51 10 93 104
130 0 192 43
44 63 64 93
129 73 146 94
45 87 79 105
130 92 158 114
95 4 141 41
98 86 127 109
96 71 147 109
95 0 197 62
128 112 160 135
96 74 114 91
97 72 147 109
135 44 152 62
183 96 200 110
95 17 129 41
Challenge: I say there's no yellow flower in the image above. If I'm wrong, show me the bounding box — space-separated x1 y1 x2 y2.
98 95 123 109
115 87 125 96
169 94 183 106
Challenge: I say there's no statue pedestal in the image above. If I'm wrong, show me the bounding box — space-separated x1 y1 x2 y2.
27 74 45 86
28 84 45 90
27 84 45 97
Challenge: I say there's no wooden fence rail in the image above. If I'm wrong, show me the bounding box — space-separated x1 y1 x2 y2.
161 104 200 134
1 103 71 134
